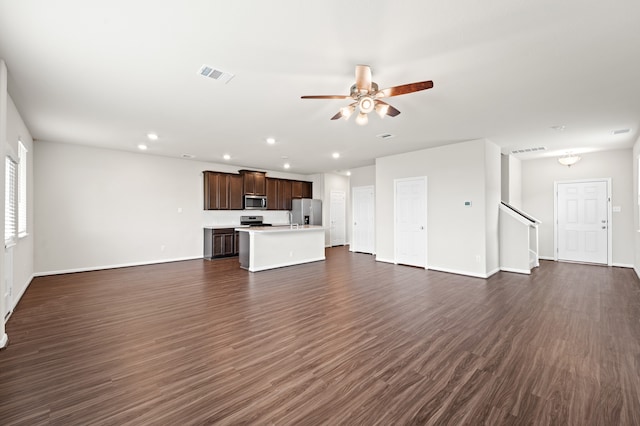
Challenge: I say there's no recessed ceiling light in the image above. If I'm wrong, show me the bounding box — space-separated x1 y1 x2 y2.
137 144 148 150
283 163 290 169
181 153 195 159
223 154 231 160
266 137 276 145
332 152 340 159
281 155 289 159
346 171 351 176
147 133 158 141
550 125 565 132
613 128 630 135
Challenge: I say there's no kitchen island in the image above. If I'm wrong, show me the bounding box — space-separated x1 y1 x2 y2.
236 225 325 272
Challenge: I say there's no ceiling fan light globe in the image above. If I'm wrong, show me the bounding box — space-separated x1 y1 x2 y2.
341 106 353 120
355 112 368 126
359 96 375 114
375 103 389 118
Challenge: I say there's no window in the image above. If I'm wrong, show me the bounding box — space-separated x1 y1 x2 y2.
5 156 17 247
18 141 27 237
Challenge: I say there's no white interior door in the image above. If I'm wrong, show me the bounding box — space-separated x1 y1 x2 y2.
395 177 427 268
330 190 346 246
352 186 375 254
556 180 609 264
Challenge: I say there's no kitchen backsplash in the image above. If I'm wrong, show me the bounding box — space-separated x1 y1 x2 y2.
202 210 291 226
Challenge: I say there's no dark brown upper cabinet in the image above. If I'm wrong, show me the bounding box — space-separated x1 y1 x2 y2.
240 170 266 196
266 178 279 210
291 181 303 199
204 171 244 210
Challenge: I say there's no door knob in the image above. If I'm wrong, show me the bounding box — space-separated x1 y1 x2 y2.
601 220 606 223
420 226 424 230
602 226 606 229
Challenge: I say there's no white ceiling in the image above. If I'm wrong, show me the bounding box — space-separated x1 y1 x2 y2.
1 0 639 174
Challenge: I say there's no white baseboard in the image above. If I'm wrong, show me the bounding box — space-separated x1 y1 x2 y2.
34 256 203 277
500 267 531 275
375 257 396 264
612 263 633 268
635 266 640 281
427 265 493 279
12 274 34 312
0 333 7 349
538 256 555 261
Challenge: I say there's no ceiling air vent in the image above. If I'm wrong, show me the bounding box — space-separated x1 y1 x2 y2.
197 65 235 84
511 146 546 154
376 133 395 140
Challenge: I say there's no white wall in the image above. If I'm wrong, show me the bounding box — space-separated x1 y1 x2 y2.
521 149 634 266
633 137 640 278
485 143 501 274
349 165 375 188
6 96 34 312
501 154 522 208
0 59 7 346
34 141 312 274
375 139 501 278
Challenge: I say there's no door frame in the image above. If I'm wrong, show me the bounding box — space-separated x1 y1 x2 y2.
553 178 612 266
394 176 428 268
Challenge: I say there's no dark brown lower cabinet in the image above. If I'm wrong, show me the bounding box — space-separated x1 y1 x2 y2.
204 228 239 259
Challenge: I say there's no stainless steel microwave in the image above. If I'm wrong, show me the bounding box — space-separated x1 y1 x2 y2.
244 195 267 210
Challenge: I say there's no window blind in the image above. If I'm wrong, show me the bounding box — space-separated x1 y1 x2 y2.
5 156 17 247
18 141 27 237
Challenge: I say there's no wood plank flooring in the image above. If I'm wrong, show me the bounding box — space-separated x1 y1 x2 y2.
1 246 640 425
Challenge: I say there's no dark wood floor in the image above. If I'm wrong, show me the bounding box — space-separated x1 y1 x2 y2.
1 247 639 425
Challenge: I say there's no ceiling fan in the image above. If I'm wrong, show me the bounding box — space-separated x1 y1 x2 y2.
301 65 434 125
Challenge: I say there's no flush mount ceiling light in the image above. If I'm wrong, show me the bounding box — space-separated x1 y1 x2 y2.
223 154 231 160
558 153 581 167
137 144 148 150
266 137 276 145
147 133 158 141
301 65 433 125
332 152 340 159
283 163 291 169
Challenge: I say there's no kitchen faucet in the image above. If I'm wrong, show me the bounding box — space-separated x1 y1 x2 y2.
288 211 298 229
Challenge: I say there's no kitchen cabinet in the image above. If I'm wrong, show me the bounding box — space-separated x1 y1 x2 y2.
265 178 313 210
278 179 292 210
203 171 243 210
228 174 243 209
302 181 312 198
240 170 266 196
291 181 303 199
266 178 278 210
204 228 238 259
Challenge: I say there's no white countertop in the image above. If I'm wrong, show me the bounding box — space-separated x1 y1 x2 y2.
235 225 324 233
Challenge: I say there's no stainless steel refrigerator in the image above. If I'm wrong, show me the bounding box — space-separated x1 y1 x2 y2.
291 199 322 225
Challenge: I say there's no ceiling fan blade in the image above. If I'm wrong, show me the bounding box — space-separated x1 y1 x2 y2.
330 111 343 120
355 65 372 93
375 100 401 117
301 95 352 100
377 80 434 98
330 102 357 120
